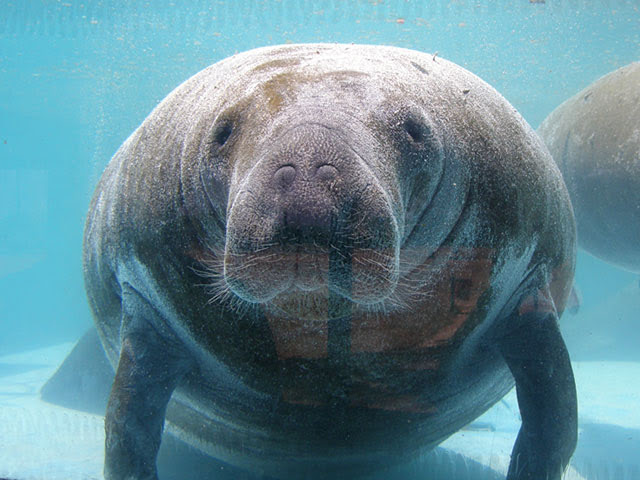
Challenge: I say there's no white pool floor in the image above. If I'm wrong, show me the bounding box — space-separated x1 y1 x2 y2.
0 342 638 480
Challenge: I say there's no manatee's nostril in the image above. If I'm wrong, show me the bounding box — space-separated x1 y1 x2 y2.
316 164 338 182
274 165 297 190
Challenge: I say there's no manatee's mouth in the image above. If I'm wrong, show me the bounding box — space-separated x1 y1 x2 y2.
223 242 399 319
268 287 343 322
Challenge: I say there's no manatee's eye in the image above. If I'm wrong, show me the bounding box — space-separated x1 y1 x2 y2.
403 117 427 144
212 120 233 147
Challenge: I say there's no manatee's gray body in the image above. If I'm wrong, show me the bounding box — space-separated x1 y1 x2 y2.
83 44 577 480
538 62 640 273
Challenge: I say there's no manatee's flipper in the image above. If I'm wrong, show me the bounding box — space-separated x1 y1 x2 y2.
40 328 114 414
498 300 577 480
104 285 192 480
40 332 250 480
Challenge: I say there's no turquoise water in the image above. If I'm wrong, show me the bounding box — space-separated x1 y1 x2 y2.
1 0 639 352
1 1 639 479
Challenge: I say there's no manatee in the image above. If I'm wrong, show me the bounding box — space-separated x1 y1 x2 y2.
538 62 640 273
82 44 577 480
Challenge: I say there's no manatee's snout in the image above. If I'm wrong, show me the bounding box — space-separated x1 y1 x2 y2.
224 123 399 313
271 160 339 246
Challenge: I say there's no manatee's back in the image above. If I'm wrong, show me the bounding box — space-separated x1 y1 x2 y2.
538 62 640 272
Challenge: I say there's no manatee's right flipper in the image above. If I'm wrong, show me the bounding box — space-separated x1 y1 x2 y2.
104 284 193 480
498 304 577 480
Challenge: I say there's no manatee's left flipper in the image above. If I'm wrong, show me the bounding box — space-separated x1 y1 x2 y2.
498 309 577 480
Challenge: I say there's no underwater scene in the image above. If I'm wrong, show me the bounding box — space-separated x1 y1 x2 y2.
1 1 639 479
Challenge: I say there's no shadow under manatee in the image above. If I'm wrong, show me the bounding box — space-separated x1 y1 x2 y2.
155 441 505 480
41 329 504 480
368 448 505 480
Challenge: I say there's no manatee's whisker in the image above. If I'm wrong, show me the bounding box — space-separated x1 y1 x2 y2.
329 243 353 262
253 242 279 253
353 255 392 270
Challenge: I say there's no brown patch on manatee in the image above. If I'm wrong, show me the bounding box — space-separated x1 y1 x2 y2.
261 72 309 113
261 70 369 114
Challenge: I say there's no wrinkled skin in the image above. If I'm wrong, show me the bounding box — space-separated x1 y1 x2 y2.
83 44 577 480
538 62 640 273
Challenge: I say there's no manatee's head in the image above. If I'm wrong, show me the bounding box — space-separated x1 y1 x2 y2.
196 46 462 319
224 121 401 318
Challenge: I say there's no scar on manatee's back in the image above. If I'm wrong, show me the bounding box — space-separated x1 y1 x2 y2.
410 61 430 75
